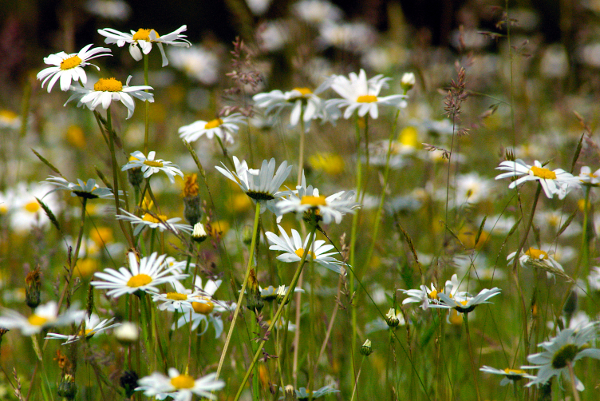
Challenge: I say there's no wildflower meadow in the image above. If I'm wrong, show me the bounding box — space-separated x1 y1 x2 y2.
3 1 600 400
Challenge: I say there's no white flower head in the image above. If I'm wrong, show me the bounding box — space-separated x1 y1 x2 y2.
91 252 187 298
179 113 246 145
522 322 600 391
266 225 345 274
507 247 564 275
122 151 183 183
135 369 224 401
37 44 112 92
152 280 207 312
116 209 193 236
479 366 536 386
325 69 406 119
292 0 343 25
578 166 600 186
432 287 502 314
45 314 121 344
0 301 85 336
168 45 220 85
45 176 115 200
64 76 154 119
495 159 581 199
98 25 191 67
400 274 465 310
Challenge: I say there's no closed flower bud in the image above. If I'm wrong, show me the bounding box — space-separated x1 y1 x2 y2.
284 385 297 401
192 222 208 243
246 269 264 313
385 308 400 328
276 285 289 305
114 321 139 344
242 225 254 246
25 266 42 309
400 72 415 91
563 290 577 318
360 339 373 356
183 174 202 225
57 374 77 400
120 370 139 398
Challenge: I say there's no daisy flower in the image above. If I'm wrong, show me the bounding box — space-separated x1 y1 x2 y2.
121 151 183 183
0 301 85 336
168 45 220 85
292 0 343 25
135 369 224 401
172 278 233 337
279 386 340 401
522 322 600 391
178 113 246 145
325 69 406 119
152 279 206 312
37 44 112 92
91 252 187 298
479 366 536 386
578 166 600 186
495 159 581 199
432 287 501 314
266 225 345 274
400 274 464 310
215 156 291 214
116 209 193 236
98 25 191 67
45 176 115 200
45 314 121 344
64 76 153 119
276 174 359 225
507 247 565 278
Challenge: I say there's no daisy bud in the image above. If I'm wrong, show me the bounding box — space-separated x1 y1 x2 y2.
242 225 254 246
563 290 578 319
246 269 264 313
284 385 297 401
183 174 202 225
360 339 373 356
276 285 289 305
400 72 416 92
192 223 208 243
25 266 42 309
57 374 77 400
385 308 400 328
114 322 139 344
120 370 139 398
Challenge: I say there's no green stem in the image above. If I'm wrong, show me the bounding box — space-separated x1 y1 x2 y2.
143 53 150 155
233 227 318 401
566 361 581 401
464 314 481 401
297 108 306 185
215 201 262 379
350 356 365 401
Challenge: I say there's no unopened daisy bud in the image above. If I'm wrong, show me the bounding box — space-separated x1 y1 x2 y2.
119 370 139 398
563 290 578 319
360 339 373 356
400 72 415 92
276 285 288 305
284 385 297 401
183 174 202 225
114 321 139 344
192 222 208 243
242 225 254 246
246 269 264 313
57 374 77 400
25 266 42 309
385 308 400 328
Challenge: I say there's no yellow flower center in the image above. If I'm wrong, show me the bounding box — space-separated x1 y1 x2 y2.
94 78 123 92
60 55 82 70
525 248 548 260
170 374 195 389
205 118 223 129
294 248 316 259
132 28 159 42
127 274 152 288
449 309 463 325
356 95 378 103
143 160 164 167
192 298 215 314
529 166 557 180
28 314 49 326
293 87 312 96
429 290 439 299
24 201 40 213
300 195 327 207
504 368 525 375
142 214 168 224
167 292 188 301
0 110 18 120
79 328 96 337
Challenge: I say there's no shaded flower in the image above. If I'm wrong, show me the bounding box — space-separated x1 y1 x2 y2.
400 274 464 310
122 151 183 183
0 301 85 336
480 366 536 386
135 369 224 401
432 287 501 314
116 209 193 236
45 314 121 344
45 176 115 200
178 113 246 145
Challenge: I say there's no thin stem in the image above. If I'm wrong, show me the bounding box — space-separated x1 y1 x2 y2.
215 201 262 379
350 356 365 401
566 361 581 401
297 109 306 185
143 53 150 155
464 314 482 401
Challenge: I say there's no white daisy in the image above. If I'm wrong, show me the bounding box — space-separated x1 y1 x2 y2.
116 209 193 236
317 21 377 53
178 113 246 145
325 69 406 119
578 166 600 186
507 247 564 275
0 301 85 336
91 252 187 298
152 279 206 312
135 369 224 401
400 274 464 310
266 225 345 274
292 0 343 25
7 182 61 232
45 313 121 344
98 25 191 67
0 109 21 130
168 45 220 85
479 366 536 386
276 174 359 225
171 278 233 338
432 287 501 314
121 151 183 183
523 322 600 391
215 156 292 214
37 44 112 92
495 159 581 199
45 176 115 200
64 76 154 119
